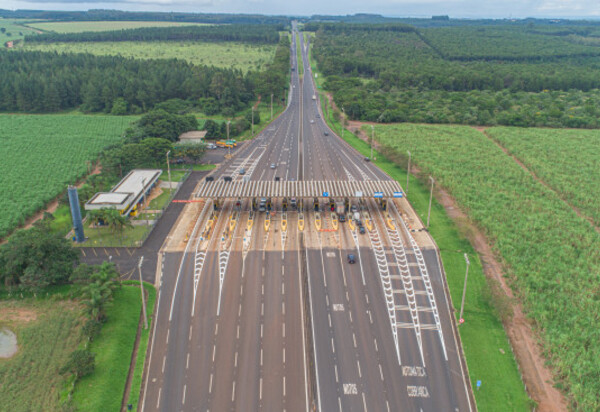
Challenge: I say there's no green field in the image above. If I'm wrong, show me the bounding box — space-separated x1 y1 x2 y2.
0 18 40 44
319 101 531 409
23 41 277 71
0 298 84 412
371 123 600 409
486 127 600 227
0 114 133 239
26 20 207 33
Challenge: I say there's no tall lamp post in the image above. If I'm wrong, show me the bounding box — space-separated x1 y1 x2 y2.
227 120 231 157
370 125 374 160
406 150 411 195
426 176 434 229
138 256 148 330
271 93 274 120
459 253 471 324
251 106 254 136
341 107 345 140
166 150 172 196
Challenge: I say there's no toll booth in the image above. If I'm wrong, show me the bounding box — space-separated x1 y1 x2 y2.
266 198 272 212
380 199 387 211
235 198 242 210
313 198 319 212
252 198 258 212
344 198 350 213
213 199 221 211
329 198 335 212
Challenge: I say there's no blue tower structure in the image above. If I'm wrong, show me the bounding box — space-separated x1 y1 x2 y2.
68 186 85 243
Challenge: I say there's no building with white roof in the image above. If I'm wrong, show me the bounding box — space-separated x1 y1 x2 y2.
85 169 162 216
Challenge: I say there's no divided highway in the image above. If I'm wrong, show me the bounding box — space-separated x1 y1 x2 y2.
141 25 474 412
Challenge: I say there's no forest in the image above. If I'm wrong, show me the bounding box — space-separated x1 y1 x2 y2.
26 24 283 44
0 34 289 115
309 23 600 128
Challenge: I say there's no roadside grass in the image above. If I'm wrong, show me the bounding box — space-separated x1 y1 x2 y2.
190 164 216 171
26 21 207 33
77 224 150 247
124 281 157 411
161 169 188 182
148 189 171 211
71 285 145 411
49 204 74 236
320 102 532 410
296 34 303 76
0 297 84 412
23 41 277 72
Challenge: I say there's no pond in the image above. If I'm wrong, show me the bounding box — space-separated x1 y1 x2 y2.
0 328 18 358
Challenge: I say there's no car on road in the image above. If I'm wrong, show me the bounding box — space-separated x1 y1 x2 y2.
239 168 246 175
324 131 329 136
270 163 276 169
359 225 366 235
338 214 346 222
364 157 371 162
351 204 358 213
310 120 315 124
347 254 356 264
316 113 320 118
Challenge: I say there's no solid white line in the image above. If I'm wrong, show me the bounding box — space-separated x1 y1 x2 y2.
182 384 186 405
209 373 213 393
141 270 163 412
297 233 310 412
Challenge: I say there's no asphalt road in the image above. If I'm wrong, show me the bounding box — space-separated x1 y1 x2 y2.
140 25 474 412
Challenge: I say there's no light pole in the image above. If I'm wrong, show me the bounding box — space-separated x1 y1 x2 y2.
459 253 470 324
141 177 147 206
270 93 273 120
426 176 434 229
251 106 254 136
166 150 172 197
406 150 411 195
227 120 231 157
138 256 148 330
370 125 374 160
341 107 345 140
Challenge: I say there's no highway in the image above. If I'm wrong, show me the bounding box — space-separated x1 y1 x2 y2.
141 24 474 412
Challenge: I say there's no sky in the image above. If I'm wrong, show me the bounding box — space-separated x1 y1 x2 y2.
1 0 600 19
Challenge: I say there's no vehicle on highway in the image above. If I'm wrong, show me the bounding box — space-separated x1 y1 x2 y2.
206 176 214 182
310 120 315 124
270 163 276 169
324 131 329 136
351 205 359 213
338 214 346 222
364 157 371 162
239 168 246 175
224 176 232 182
316 113 320 118
347 254 356 264
290 198 297 210
259 198 267 212
312 94 316 100
359 225 366 234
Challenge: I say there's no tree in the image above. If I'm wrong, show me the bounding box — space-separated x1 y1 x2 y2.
110 97 128 115
0 221 79 288
79 262 120 322
61 349 95 379
203 119 222 139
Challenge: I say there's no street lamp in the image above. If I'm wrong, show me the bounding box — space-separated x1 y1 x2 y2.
138 256 148 330
370 125 374 161
459 253 470 324
341 107 345 140
166 150 172 196
251 106 254 136
426 176 434 229
406 150 411 195
271 93 274 120
227 120 231 157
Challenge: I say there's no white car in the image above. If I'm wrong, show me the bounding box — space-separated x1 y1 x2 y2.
270 163 276 169
310 120 315 124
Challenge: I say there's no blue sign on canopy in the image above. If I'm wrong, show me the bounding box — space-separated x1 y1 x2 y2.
322 191 329 197
374 192 384 198
393 191 403 198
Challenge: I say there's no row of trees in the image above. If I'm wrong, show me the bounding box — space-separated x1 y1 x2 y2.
27 24 283 44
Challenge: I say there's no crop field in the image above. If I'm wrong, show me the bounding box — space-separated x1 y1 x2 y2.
486 127 600 227
0 18 40 44
26 21 207 33
372 123 600 409
0 114 133 239
0 298 84 412
22 41 277 71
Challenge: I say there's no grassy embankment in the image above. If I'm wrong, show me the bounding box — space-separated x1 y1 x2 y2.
307 39 531 409
72 282 156 411
0 18 40 44
23 41 277 73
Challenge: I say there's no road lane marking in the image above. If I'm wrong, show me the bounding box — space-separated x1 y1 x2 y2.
357 360 362 378
232 381 236 402
215 324 219 336
186 353 190 369
283 376 286 397
407 386 430 398
331 338 335 353
282 301 285 315
162 355 166 373
283 322 286 338
374 339 378 352
379 364 384 381
156 388 161 409
353 333 357 348
349 311 353 323
261 349 263 366
212 345 216 362
335 364 339 382
237 325 240 339
328 313 332 328
182 384 186 405
365 293 369 304
261 303 264 316
238 303 242 316
166 329 170 344
209 373 213 393
343 383 358 394
261 323 263 338
282 282 285 295
283 347 286 364
260 377 263 400
189 325 193 341
235 351 238 367
368 311 373 324
386 400 390 412
362 392 368 412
